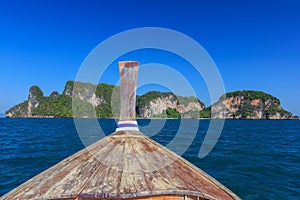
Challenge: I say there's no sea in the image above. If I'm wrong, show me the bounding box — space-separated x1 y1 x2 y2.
0 118 299 199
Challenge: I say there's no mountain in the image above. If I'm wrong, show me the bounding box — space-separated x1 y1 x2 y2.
5 81 205 118
211 90 298 120
5 82 298 119
0 113 5 118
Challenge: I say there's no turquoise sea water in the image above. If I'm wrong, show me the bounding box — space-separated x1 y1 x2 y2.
0 118 299 199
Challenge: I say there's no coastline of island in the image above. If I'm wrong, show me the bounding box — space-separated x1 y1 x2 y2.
5 81 299 120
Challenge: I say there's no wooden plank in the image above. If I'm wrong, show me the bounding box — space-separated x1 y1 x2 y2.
118 61 139 121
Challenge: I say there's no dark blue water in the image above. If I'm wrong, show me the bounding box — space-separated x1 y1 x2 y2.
0 119 299 199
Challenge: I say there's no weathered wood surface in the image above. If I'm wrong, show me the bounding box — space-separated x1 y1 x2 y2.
1 130 240 200
82 195 199 200
118 61 139 121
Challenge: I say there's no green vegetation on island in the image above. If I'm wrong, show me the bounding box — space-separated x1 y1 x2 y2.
221 90 280 104
6 101 28 118
199 107 211 119
33 95 73 117
5 82 298 120
152 108 182 119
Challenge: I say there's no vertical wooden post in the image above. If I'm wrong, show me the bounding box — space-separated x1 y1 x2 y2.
117 61 139 131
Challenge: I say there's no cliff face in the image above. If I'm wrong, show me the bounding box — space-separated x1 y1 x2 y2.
27 86 43 117
63 81 105 106
6 81 204 118
211 91 296 119
137 92 204 118
6 86 43 118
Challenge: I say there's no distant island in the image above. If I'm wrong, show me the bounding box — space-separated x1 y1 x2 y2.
5 81 298 120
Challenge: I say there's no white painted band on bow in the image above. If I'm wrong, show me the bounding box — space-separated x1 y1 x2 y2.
116 120 139 131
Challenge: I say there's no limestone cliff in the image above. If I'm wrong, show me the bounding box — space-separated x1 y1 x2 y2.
136 91 204 118
27 86 43 117
63 81 105 106
6 86 43 118
211 90 297 119
6 83 297 119
6 81 204 118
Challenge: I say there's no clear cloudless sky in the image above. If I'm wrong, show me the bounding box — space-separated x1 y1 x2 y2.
0 0 299 116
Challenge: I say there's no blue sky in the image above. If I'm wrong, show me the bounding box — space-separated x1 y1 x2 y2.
0 0 299 116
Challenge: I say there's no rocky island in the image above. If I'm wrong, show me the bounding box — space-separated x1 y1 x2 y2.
6 81 298 120
6 81 204 119
211 91 298 120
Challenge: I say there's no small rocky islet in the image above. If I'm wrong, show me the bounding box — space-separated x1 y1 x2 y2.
5 81 298 120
